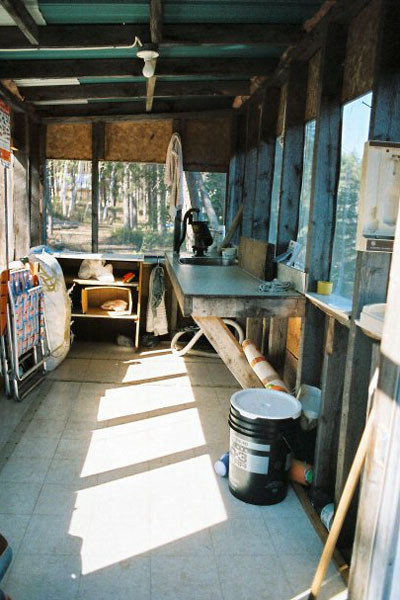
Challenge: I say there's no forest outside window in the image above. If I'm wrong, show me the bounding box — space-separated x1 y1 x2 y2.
45 160 92 252
330 92 372 300
45 160 226 254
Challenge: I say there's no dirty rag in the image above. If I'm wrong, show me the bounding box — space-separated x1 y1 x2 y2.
146 265 168 336
165 132 184 218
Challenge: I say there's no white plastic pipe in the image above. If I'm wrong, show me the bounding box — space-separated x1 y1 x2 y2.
242 339 289 392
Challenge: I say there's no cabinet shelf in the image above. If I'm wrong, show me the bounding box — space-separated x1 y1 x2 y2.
72 308 138 320
57 254 144 348
66 276 138 288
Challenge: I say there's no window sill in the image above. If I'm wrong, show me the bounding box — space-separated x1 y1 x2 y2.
306 292 352 327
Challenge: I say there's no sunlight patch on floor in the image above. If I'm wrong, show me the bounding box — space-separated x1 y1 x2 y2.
96 385 196 421
71 454 227 574
81 407 207 477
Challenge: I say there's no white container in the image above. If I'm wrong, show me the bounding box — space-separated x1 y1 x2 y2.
222 246 237 260
357 141 400 250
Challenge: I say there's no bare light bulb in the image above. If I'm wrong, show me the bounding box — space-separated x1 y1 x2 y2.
137 47 159 78
142 58 156 78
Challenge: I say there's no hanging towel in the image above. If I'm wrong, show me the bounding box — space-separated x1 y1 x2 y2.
146 265 168 336
165 132 184 218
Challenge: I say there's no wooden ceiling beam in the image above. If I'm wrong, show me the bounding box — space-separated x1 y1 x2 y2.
0 23 301 50
0 58 278 79
42 108 234 124
0 0 39 45
21 80 250 101
36 96 235 118
147 0 163 112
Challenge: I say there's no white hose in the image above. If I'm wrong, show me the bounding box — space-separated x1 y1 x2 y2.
171 319 244 357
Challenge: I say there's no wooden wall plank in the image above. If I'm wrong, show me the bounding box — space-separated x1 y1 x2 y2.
242 92 262 237
276 61 308 257
305 50 322 122
252 86 280 241
304 23 347 289
311 318 348 504
28 120 42 246
335 251 391 503
268 318 288 372
349 210 400 600
342 0 380 104
369 0 400 141
226 113 246 246
91 122 104 253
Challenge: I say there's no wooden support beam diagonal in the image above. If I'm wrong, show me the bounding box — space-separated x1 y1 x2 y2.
0 0 38 45
146 75 157 112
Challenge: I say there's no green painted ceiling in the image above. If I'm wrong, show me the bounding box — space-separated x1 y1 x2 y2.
38 1 323 25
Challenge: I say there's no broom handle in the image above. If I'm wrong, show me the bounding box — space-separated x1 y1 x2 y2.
309 408 375 599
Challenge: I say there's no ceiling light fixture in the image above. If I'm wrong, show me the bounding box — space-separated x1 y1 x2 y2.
136 44 159 78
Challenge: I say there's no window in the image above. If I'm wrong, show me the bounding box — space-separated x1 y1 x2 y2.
97 162 172 254
45 160 226 254
45 160 92 252
268 136 284 245
330 92 372 299
294 120 316 270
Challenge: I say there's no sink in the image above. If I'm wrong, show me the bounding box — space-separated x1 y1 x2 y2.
178 256 236 266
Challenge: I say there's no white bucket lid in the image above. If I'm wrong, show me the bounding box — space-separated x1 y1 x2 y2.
231 388 301 421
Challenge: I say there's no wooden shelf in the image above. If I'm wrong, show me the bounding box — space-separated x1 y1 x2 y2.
72 308 138 320
66 276 138 288
305 292 352 328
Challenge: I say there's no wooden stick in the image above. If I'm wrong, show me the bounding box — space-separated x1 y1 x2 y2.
308 407 376 599
221 204 243 248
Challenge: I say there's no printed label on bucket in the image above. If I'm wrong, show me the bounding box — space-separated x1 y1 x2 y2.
230 430 270 475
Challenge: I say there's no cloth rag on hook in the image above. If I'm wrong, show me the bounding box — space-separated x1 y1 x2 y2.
165 132 184 218
146 265 168 336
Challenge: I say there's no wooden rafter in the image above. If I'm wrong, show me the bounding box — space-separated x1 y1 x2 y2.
0 0 39 45
36 96 235 118
0 23 302 50
147 0 163 112
0 58 278 79
146 75 157 112
42 108 234 124
21 80 250 102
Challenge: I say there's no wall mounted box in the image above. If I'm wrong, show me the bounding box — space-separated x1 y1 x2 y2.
357 141 400 251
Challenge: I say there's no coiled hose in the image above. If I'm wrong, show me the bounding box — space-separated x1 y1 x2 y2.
171 319 244 358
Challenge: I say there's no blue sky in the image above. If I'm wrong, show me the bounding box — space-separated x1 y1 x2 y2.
341 91 373 159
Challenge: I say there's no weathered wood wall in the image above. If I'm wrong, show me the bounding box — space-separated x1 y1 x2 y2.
225 0 390 563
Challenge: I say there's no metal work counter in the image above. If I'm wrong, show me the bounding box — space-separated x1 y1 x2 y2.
165 252 305 319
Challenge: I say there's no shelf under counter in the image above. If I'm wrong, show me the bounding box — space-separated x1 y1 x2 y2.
65 276 139 288
72 308 138 320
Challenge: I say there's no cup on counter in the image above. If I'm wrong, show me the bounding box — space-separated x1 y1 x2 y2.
221 247 237 261
317 280 333 295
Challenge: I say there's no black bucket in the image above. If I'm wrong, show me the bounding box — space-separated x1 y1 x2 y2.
228 388 301 505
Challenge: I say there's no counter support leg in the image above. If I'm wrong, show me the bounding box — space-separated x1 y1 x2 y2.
193 316 263 389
